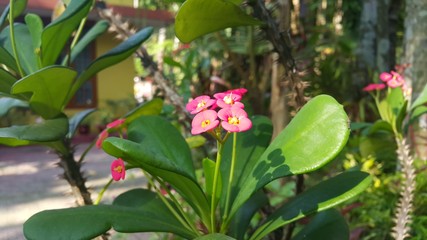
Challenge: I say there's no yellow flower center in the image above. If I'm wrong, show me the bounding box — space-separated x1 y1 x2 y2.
202 120 210 128
228 116 240 125
197 100 206 108
223 95 234 105
114 165 123 173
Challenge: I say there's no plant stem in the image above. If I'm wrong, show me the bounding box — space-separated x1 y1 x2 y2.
8 0 25 77
210 140 224 232
154 176 201 236
78 139 96 164
94 178 113 205
220 132 237 232
144 171 198 235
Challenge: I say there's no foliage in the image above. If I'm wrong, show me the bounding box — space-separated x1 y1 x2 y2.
23 94 371 239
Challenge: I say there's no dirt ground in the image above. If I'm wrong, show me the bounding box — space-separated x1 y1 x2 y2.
0 141 151 240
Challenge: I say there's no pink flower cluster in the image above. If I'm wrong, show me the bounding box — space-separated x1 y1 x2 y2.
186 88 252 135
96 118 126 149
363 71 407 92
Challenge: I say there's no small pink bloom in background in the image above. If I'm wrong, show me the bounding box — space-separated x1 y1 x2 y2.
363 83 386 92
107 118 126 129
218 107 252 132
214 92 244 109
186 95 216 114
191 110 219 135
111 158 126 181
96 130 109 149
225 88 248 97
379 71 405 88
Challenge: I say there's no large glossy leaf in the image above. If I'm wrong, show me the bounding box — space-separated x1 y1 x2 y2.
292 209 349 240
11 66 76 119
124 98 163 124
229 95 350 220
0 67 17 94
24 189 197 240
68 27 153 104
67 108 96 138
175 0 262 43
41 0 92 66
411 83 427 110
0 24 38 74
229 190 269 240
0 46 19 72
249 171 371 240
102 116 211 227
69 20 109 64
0 116 68 146
0 97 28 116
220 116 272 211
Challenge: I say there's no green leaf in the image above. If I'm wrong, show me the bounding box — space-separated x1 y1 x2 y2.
69 20 109 64
163 56 184 69
195 234 236 240
0 0 28 25
11 66 76 119
367 120 393 135
229 95 350 221
0 67 17 94
410 105 427 124
102 116 211 227
0 97 28 116
229 190 269 239
249 171 371 240
220 116 272 212
0 46 19 72
25 13 43 63
186 135 207 148
41 0 92 66
292 209 349 240
411 83 427 110
67 108 96 138
24 189 197 240
175 0 262 43
68 27 153 103
0 116 68 146
203 158 222 204
123 98 163 123
386 87 406 132
0 23 38 74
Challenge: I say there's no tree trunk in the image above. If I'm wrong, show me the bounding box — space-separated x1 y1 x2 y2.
404 0 427 98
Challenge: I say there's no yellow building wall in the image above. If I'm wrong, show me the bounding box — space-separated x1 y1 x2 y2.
96 32 136 110
105 0 134 7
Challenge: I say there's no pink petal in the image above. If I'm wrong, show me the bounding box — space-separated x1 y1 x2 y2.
362 83 386 92
225 88 248 97
191 110 219 135
379 72 393 82
111 158 126 181
107 119 126 129
186 95 215 114
96 130 109 149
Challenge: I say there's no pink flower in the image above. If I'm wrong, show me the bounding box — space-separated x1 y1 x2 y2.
96 130 109 149
186 95 216 114
111 158 126 181
225 88 248 97
363 83 386 92
218 107 252 132
107 118 126 129
191 110 219 135
379 71 405 88
214 92 244 109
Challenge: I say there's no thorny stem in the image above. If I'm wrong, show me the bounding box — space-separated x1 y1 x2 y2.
8 0 25 77
391 137 415 240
